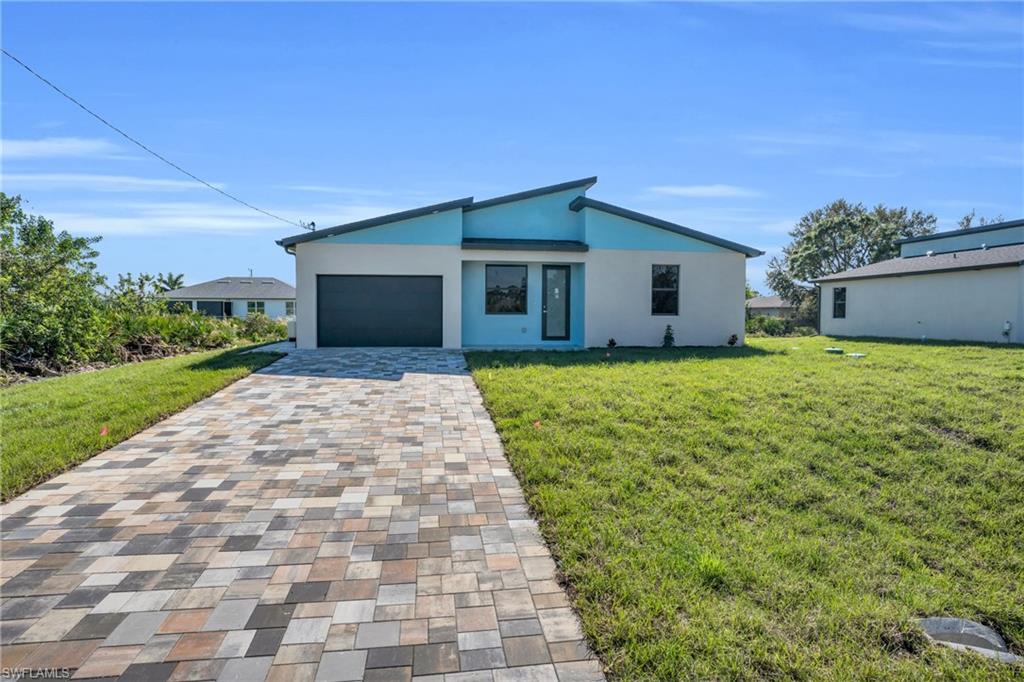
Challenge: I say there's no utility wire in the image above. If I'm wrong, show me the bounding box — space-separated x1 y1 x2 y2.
2 48 309 230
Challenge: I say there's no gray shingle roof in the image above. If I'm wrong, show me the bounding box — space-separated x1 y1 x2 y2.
746 295 793 309
162 277 295 300
813 243 1024 283
895 218 1024 245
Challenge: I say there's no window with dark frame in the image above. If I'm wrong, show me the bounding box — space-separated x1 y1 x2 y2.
486 265 527 314
651 265 679 315
832 287 846 318
248 301 265 315
286 301 295 316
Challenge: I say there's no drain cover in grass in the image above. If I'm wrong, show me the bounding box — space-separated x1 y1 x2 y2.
825 347 844 354
918 617 1023 664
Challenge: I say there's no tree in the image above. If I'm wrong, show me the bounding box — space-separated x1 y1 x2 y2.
157 272 185 292
0 193 107 370
958 210 1006 230
745 281 760 300
766 199 936 317
106 273 163 315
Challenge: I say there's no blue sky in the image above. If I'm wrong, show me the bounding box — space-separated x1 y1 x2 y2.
2 2 1022 293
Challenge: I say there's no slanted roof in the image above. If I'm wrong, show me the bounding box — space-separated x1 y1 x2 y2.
463 177 597 212
276 179 599 249
162 277 296 300
277 197 473 248
746 295 793 309
813 243 1024 283
895 218 1024 245
568 196 764 257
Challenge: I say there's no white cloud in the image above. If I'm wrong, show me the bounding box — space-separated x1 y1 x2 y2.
42 199 409 237
284 184 392 197
922 40 1024 52
839 8 1024 35
735 130 1023 167
2 173 219 192
1 137 120 159
647 184 762 198
818 167 903 179
918 57 1022 70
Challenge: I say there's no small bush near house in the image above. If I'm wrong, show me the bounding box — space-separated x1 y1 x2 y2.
235 312 287 342
662 324 675 348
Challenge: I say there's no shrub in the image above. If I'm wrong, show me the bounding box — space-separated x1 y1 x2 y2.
235 313 287 342
662 325 675 348
745 315 816 337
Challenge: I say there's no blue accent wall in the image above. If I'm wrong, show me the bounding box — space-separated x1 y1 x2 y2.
900 225 1024 257
318 208 463 245
583 208 732 252
462 261 584 347
462 189 584 242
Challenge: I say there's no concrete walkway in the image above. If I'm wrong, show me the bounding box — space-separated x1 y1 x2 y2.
0 349 603 681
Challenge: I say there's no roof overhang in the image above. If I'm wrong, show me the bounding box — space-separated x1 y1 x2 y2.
463 177 597 212
568 197 764 257
276 197 473 248
461 238 589 252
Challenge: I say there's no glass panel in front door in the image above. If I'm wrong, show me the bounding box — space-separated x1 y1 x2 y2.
544 267 568 339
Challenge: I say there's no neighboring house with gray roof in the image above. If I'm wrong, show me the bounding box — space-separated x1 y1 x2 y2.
162 276 296 320
746 295 796 318
814 219 1024 344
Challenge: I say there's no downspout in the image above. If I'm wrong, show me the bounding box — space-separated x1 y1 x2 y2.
815 284 821 336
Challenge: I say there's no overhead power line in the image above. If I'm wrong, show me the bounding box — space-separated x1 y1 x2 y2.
2 48 309 230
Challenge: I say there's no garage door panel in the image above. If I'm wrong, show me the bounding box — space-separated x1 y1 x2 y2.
317 275 443 347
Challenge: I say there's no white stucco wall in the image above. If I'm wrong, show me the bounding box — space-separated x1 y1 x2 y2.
185 299 293 319
585 250 747 347
819 266 1023 344
292 242 463 348
292 243 750 349
230 299 291 320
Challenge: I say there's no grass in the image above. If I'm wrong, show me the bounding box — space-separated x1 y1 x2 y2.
467 336 1024 680
0 346 281 500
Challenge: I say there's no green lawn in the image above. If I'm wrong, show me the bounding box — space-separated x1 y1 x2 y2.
1 347 281 500
467 337 1024 680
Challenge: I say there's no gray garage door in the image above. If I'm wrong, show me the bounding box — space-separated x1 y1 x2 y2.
317 275 443 347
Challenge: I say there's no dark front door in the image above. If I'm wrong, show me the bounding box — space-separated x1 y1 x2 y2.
541 265 570 341
316 275 443 347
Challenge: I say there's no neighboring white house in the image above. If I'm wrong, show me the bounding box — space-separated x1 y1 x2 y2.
746 295 797 318
815 219 1024 344
162 277 296 320
277 177 764 349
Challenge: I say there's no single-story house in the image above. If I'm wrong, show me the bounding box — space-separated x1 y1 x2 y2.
746 295 797 318
277 177 763 349
162 277 296 319
815 218 1024 344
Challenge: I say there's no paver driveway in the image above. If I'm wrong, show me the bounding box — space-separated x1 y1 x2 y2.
1 349 604 682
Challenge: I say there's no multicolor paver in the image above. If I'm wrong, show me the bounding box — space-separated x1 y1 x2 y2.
0 348 604 681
